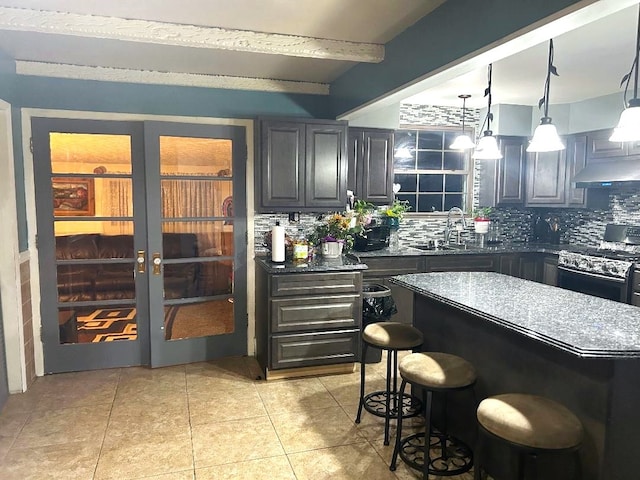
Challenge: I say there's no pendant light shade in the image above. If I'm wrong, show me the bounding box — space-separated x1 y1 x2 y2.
527 39 564 153
450 94 475 150
610 7 640 142
473 133 502 159
472 64 502 160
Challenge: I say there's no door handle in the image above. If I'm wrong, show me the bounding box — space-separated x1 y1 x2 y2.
137 250 146 273
152 252 162 275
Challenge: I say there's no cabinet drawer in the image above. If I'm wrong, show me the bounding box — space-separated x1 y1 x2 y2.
633 292 640 307
270 329 359 370
634 270 640 291
271 294 361 333
362 256 424 277
427 255 498 272
271 271 361 297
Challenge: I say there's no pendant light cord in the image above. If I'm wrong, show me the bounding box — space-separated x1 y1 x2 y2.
543 40 554 118
461 96 466 132
477 64 494 136
634 5 640 100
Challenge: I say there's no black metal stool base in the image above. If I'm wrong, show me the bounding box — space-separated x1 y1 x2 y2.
363 390 422 419
399 430 473 477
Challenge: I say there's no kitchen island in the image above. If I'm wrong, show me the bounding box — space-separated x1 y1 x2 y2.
390 271 640 480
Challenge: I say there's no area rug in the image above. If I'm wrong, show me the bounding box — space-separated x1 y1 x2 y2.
76 307 138 343
75 300 234 343
164 298 234 340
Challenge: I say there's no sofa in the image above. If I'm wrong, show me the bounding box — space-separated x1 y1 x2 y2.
55 233 201 302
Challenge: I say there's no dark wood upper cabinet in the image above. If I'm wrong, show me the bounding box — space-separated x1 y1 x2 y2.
478 136 526 207
587 129 625 160
566 134 587 206
348 128 394 204
256 118 347 212
525 148 567 206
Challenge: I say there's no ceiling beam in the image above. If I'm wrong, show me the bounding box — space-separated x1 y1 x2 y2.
0 6 384 63
15 61 330 95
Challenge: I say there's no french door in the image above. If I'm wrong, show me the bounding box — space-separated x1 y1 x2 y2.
33 117 247 373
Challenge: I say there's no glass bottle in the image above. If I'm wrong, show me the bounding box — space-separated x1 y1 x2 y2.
292 227 309 261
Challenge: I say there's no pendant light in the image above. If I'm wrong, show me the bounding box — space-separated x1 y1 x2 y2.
473 64 502 160
610 6 640 142
450 94 475 150
527 39 565 152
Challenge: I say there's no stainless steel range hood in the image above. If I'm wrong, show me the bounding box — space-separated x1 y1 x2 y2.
572 158 640 188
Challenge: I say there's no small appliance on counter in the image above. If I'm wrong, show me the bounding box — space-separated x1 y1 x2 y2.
354 225 390 251
532 214 561 244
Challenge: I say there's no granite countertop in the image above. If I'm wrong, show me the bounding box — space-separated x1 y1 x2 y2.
255 255 368 274
350 242 583 258
390 271 640 358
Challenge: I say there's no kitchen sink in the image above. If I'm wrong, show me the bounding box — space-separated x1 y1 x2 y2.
410 243 469 251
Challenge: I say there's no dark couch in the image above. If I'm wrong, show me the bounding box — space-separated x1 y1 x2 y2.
55 233 200 302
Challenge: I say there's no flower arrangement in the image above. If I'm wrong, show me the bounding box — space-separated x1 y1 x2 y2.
308 212 357 251
379 199 411 220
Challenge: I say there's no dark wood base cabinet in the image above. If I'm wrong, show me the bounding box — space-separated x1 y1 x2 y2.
255 266 362 378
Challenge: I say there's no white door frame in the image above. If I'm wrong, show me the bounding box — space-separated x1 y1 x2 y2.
0 99 27 392
21 108 255 377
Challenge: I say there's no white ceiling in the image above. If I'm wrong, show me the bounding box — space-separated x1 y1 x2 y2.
0 0 636 109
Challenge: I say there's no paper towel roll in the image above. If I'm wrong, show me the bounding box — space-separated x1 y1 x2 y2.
271 222 285 263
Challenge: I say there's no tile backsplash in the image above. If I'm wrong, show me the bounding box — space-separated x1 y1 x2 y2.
253 188 640 254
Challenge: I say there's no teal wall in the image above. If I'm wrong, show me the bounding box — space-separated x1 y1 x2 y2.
330 0 586 117
9 75 333 251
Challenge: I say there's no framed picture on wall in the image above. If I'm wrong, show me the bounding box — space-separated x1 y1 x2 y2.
52 177 95 216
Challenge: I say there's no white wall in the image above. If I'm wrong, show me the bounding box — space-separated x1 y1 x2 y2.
347 103 400 129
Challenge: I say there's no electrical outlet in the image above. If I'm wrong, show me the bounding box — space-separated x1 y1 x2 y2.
288 212 300 223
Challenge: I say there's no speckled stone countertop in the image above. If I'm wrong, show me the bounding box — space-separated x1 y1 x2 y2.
390 271 640 358
350 242 582 258
255 255 368 274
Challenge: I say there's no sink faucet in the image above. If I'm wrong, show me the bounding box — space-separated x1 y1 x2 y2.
444 207 467 244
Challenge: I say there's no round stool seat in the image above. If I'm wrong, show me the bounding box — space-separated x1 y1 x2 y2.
362 322 423 350
477 393 584 450
399 352 477 389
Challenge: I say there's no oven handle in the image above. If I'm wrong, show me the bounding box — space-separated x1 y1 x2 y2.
557 265 628 283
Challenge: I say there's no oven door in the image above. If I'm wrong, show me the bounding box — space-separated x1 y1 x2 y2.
557 266 631 303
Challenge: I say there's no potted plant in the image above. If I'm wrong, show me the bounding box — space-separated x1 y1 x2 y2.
473 207 492 234
379 199 411 230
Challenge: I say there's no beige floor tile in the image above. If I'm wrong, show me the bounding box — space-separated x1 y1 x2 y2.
0 409 29 438
136 471 195 480
191 416 284 468
95 431 193 480
137 471 195 480
0 435 15 463
255 377 338 415
270 405 365 453
0 441 101 480
340 403 426 445
186 358 255 391
188 387 267 425
13 403 111 449
1 390 44 414
287 442 397 480
319 370 388 407
34 381 117 411
107 401 191 437
195 455 296 479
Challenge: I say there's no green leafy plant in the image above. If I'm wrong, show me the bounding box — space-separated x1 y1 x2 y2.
379 199 411 220
473 207 492 220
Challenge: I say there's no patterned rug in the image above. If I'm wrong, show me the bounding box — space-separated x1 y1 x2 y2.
75 300 234 343
77 307 138 343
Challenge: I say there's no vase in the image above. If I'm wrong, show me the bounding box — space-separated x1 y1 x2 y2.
384 217 400 230
321 241 343 258
474 218 490 234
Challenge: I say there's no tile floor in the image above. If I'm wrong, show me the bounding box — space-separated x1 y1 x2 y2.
0 354 475 480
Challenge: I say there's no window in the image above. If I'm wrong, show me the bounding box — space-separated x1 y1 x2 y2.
393 128 473 213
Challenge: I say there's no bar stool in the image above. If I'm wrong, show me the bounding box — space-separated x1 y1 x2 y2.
474 393 584 480
355 321 424 445
390 352 477 479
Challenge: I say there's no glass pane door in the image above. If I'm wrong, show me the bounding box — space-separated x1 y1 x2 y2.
144 122 247 367
33 119 149 373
